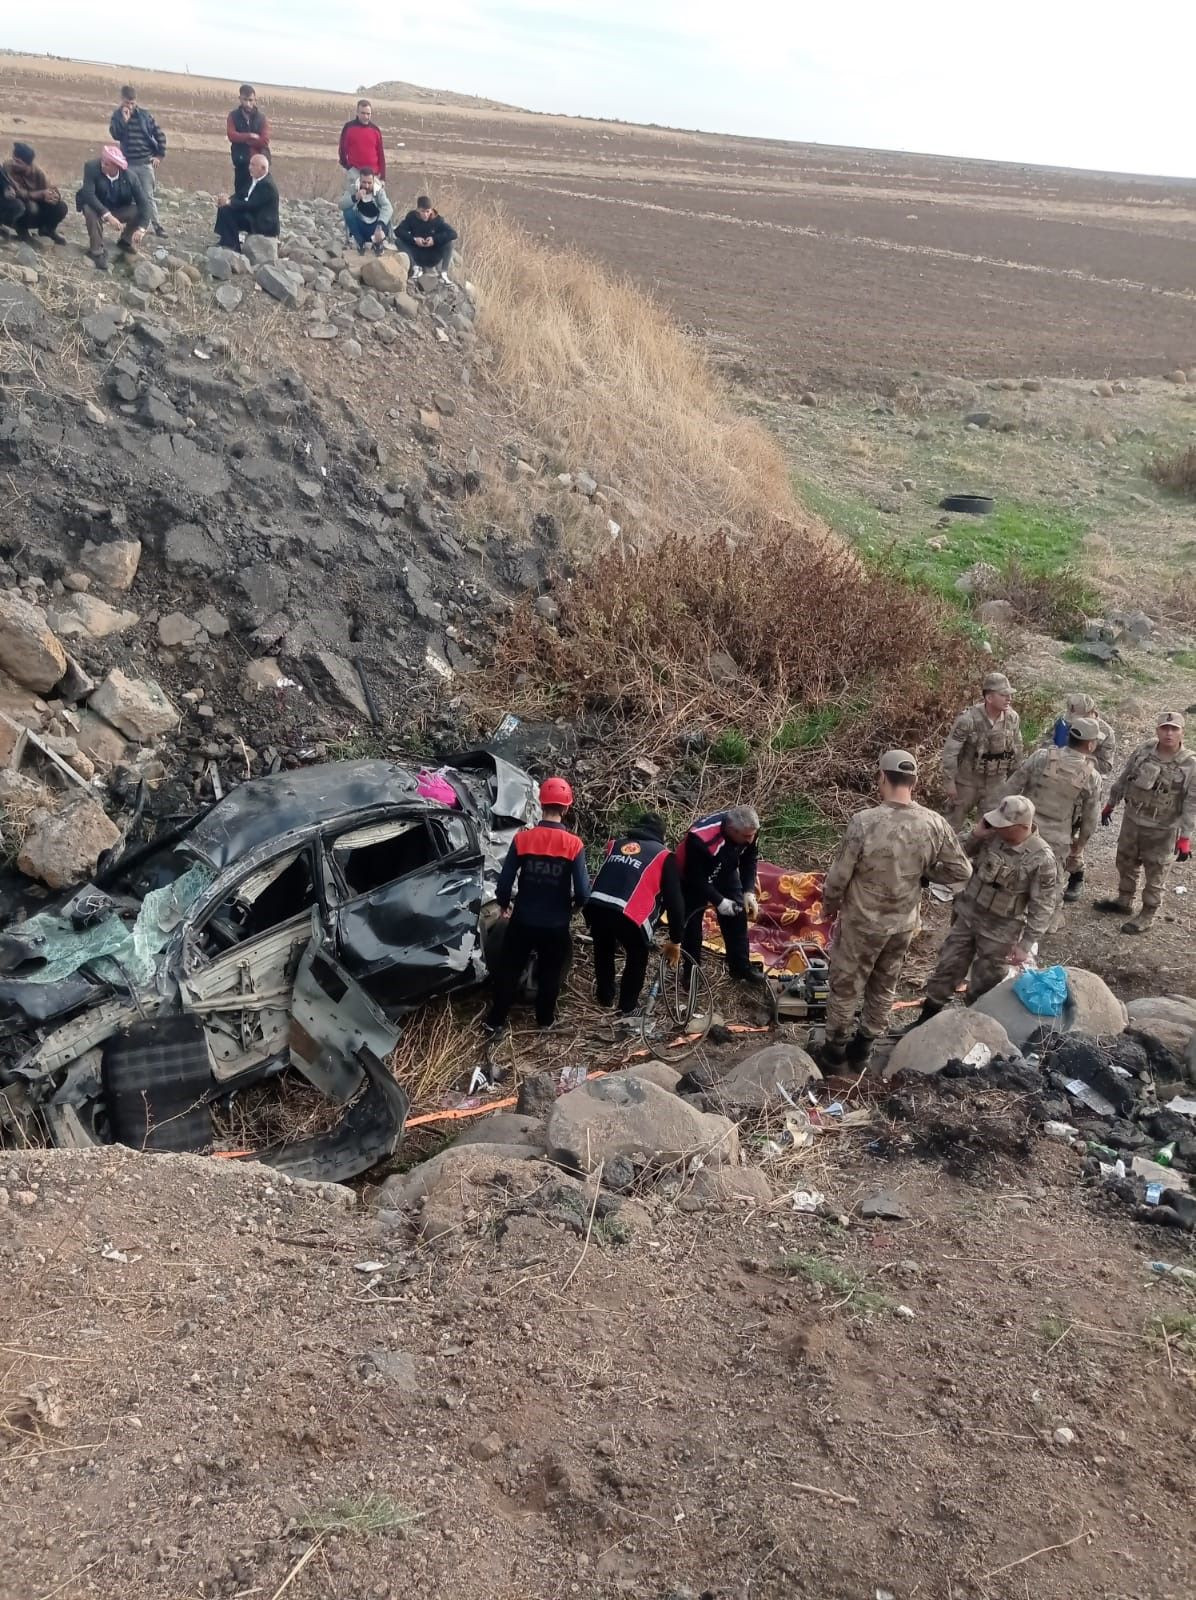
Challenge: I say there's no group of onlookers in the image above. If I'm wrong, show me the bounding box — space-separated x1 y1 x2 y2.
0 81 456 280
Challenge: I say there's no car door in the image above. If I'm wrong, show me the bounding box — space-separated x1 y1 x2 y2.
322 811 485 1010
177 844 321 1084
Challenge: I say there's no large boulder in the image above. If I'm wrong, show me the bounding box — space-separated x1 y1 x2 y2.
883 1008 1015 1078
970 966 1126 1050
359 253 409 293
243 234 280 266
452 1112 546 1151
373 1144 546 1211
703 1042 821 1112
546 1074 738 1174
303 651 369 717
17 795 120 889
0 593 66 692
1126 997 1196 1057
79 538 141 592
88 669 178 742
255 262 304 306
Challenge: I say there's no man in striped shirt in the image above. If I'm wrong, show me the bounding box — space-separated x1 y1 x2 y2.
108 86 167 237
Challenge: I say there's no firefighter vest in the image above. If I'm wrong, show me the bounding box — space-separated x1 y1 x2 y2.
589 837 670 932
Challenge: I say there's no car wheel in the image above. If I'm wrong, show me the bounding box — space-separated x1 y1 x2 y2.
102 1015 214 1153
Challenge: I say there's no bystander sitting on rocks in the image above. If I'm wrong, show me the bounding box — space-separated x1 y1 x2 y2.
75 145 147 271
341 168 392 254
214 153 280 252
2 143 68 243
396 195 457 280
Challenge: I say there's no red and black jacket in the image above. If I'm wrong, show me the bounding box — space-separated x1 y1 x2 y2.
496 821 590 929
589 827 685 942
674 811 758 906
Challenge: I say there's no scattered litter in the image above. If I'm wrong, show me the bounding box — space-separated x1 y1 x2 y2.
1145 1182 1164 1206
927 883 954 903
1167 1096 1196 1118
492 712 521 740
790 1189 825 1213
1150 1261 1196 1285
100 1244 134 1264
559 1065 587 1091
895 1305 916 1320
1132 1155 1187 1190
1064 1078 1117 1118
1044 1120 1078 1142
1175 885 1188 896
1155 1143 1176 1168
192 346 212 360
354 1260 387 1274
961 1042 993 1069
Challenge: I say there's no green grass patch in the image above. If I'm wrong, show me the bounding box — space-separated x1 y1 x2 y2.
1147 1312 1196 1359
771 705 844 751
1168 650 1196 671
761 796 835 858
782 1251 895 1316
881 503 1088 603
300 1495 418 1537
709 728 752 766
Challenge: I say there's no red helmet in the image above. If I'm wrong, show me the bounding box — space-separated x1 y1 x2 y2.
539 776 574 808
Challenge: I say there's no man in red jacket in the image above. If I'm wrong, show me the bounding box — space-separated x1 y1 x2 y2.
339 99 386 191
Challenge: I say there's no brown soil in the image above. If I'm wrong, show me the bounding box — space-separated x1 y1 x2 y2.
3 56 1195 384
2 1102 1195 1600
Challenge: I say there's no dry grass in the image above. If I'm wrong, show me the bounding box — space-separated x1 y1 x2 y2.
1146 443 1196 498
461 201 805 547
0 779 53 865
473 525 974 853
388 996 487 1112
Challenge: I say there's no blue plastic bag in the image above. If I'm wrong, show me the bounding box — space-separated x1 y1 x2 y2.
1013 964 1069 1016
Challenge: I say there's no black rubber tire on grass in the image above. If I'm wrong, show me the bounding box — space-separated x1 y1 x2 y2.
938 494 994 515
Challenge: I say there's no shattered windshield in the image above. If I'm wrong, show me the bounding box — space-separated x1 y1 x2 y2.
2 864 214 992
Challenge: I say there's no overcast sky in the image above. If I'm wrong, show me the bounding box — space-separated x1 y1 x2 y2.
15 1 1196 177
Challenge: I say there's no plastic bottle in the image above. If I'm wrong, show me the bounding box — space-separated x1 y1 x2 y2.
1053 716 1070 748
1155 1142 1176 1167
1150 1261 1196 1285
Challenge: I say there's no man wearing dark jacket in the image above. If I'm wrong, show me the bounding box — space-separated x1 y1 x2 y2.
109 87 167 236
587 813 685 1020
75 145 147 270
674 806 762 981
214 154 279 251
0 163 22 231
2 144 68 242
396 196 457 280
227 85 271 200
485 777 590 1034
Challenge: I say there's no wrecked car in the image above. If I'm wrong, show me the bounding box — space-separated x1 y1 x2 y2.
0 753 537 1180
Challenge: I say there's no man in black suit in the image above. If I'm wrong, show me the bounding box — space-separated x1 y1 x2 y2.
75 144 148 270
213 153 279 251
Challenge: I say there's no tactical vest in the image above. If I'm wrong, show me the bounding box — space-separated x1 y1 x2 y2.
968 844 1044 921
1127 753 1190 827
589 837 670 932
1029 747 1089 837
973 712 1018 773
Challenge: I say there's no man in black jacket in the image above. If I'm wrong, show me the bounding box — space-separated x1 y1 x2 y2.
213 154 279 251
227 85 271 200
108 86 167 237
587 813 685 1020
396 195 457 280
75 145 147 271
674 805 762 981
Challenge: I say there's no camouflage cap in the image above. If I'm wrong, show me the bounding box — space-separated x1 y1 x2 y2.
1066 692 1095 715
1158 711 1185 730
982 672 1014 695
879 748 918 778
1069 715 1101 741
983 794 1035 828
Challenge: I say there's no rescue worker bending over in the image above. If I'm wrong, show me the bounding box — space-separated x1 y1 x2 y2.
587 812 685 1021
674 805 762 982
485 777 590 1034
918 794 1059 1017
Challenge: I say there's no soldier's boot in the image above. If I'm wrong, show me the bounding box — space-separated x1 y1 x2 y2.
1094 896 1133 915
815 1036 849 1071
917 998 945 1025
1122 905 1157 935
1063 870 1085 904
844 1031 874 1068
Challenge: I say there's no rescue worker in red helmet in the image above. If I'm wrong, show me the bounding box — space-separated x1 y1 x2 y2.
674 804 762 981
484 776 590 1034
587 812 685 1021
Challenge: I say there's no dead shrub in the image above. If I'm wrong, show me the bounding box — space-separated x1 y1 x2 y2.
474 526 974 853
1146 444 1196 497
1000 560 1096 640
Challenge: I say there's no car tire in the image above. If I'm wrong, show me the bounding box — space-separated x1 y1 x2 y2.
102 1015 213 1154
938 494 994 515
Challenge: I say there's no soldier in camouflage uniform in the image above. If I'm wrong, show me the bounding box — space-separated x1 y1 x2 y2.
1096 711 1196 933
1003 716 1103 920
1039 692 1117 777
819 749 972 1069
940 672 1023 828
918 794 1058 1016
